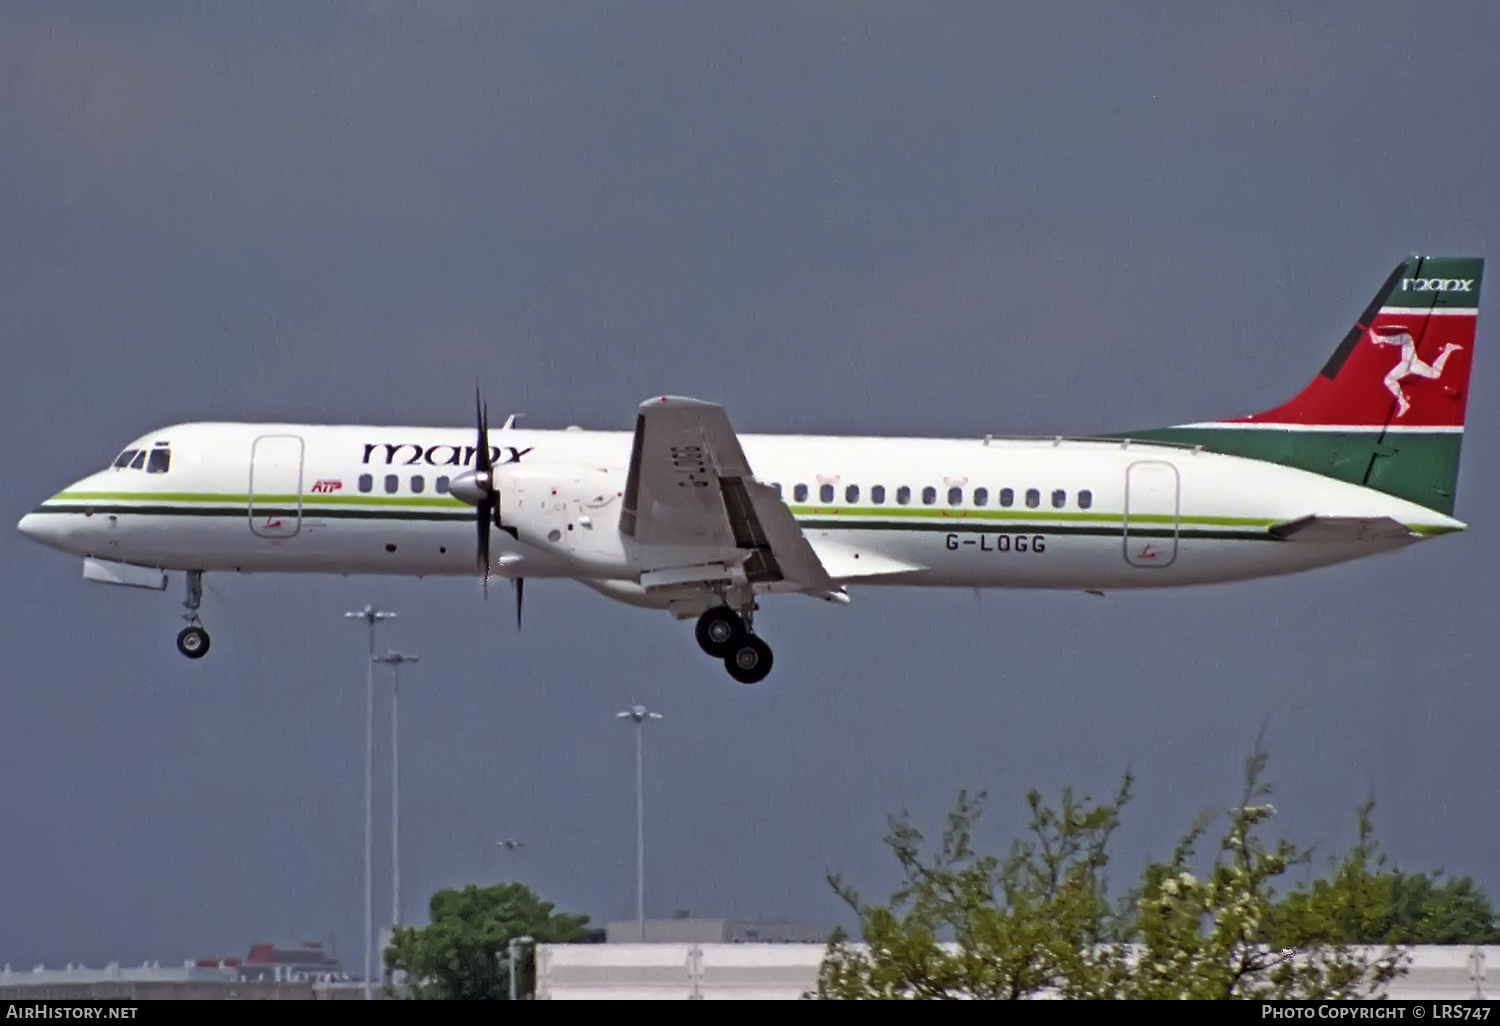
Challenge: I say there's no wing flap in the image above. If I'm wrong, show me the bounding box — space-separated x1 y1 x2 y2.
622 396 837 594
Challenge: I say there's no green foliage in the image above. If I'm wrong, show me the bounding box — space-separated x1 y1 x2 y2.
384 883 590 1000
814 750 1482 1000
819 775 1134 999
1269 799 1500 947
1122 752 1404 999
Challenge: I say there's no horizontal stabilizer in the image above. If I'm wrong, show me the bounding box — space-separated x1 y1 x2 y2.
1268 515 1416 544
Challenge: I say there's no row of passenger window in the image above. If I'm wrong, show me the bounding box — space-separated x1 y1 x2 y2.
349 471 1095 511
775 482 1094 510
358 473 452 495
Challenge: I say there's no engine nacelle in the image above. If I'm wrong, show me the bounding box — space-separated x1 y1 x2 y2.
494 463 632 576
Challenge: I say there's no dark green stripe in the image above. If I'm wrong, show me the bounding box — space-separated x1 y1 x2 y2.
34 504 1276 541
797 518 1269 542
35 503 472 523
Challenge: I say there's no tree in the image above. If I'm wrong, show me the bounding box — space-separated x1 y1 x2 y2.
1268 799 1500 947
385 883 590 999
818 775 1135 999
1123 752 1405 999
817 752 1414 1000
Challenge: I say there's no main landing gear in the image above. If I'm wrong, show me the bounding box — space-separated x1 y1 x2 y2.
695 605 773 685
176 570 211 660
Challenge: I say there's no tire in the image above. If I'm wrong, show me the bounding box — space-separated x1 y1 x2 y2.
723 636 773 685
176 626 211 660
694 607 744 658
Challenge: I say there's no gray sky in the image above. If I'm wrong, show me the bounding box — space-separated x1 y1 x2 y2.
3 1 1498 967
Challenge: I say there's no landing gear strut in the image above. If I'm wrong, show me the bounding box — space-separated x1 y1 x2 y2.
176 570 211 659
694 604 774 685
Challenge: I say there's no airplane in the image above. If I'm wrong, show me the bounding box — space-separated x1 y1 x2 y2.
16 254 1483 684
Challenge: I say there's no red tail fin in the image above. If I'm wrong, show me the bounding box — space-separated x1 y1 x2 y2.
1230 256 1481 430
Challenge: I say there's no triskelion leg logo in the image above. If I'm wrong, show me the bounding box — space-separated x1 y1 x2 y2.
1368 326 1463 417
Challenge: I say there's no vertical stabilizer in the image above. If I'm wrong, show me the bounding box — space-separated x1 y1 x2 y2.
1119 256 1482 514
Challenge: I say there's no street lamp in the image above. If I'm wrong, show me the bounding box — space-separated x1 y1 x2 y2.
345 605 395 1001
615 704 663 943
374 651 419 938
496 838 525 884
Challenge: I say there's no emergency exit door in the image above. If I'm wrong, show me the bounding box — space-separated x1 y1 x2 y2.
249 434 304 538
1123 460 1179 568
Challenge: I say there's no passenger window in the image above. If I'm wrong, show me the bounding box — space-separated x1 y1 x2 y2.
1025 488 1040 508
974 487 988 506
146 448 171 474
1078 489 1093 510
114 450 138 469
384 475 399 494
897 486 911 505
411 475 425 494
1052 489 1066 509
999 488 1014 507
820 484 834 503
436 476 450 494
129 450 147 470
871 485 886 505
922 486 936 505
947 486 962 506
359 474 373 493
794 483 809 502
845 484 860 503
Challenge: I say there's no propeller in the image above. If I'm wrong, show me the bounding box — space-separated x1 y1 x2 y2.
449 389 526 626
449 389 502 597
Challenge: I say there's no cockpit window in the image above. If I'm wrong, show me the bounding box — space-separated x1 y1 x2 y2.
129 450 147 470
146 448 171 474
114 450 138 469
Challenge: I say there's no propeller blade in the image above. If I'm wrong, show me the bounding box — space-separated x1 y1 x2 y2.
478 510 490 598
475 386 493 598
513 577 524 633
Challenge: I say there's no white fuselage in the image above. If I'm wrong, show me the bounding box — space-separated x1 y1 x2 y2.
18 421 1464 611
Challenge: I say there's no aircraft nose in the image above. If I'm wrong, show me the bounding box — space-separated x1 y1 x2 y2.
18 511 43 540
17 509 67 552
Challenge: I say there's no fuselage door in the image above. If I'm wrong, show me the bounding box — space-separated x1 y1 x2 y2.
1123 460 1179 568
249 434 305 539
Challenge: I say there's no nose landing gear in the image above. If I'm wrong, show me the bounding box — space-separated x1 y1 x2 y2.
176 570 211 659
694 604 774 685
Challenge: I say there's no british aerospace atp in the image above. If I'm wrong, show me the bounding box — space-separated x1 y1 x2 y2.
17 255 1482 684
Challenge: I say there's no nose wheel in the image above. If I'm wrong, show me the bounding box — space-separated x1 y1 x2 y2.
694 605 774 684
177 570 211 660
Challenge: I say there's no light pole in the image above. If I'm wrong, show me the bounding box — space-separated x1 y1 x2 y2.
345 605 395 1001
615 704 663 942
374 651 419 939
496 838 524 884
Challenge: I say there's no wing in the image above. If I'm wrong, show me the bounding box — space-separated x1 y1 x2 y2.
620 396 838 595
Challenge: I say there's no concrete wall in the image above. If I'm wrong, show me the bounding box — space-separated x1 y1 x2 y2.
0 981 316 1000
536 943 1500 1000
